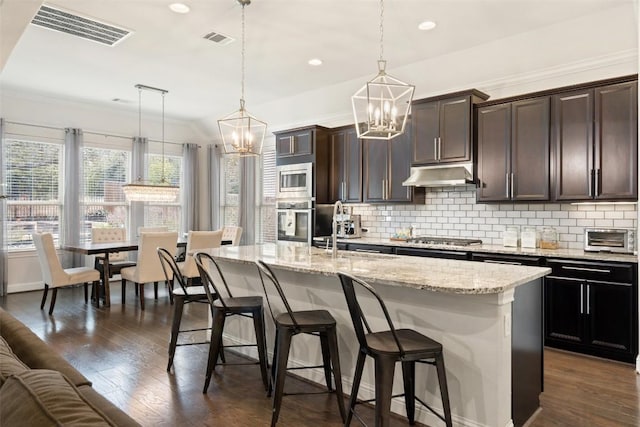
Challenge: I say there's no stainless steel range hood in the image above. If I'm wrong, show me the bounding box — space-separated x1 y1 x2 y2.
402 163 474 187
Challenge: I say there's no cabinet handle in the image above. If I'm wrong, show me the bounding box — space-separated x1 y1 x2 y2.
589 169 594 197
382 179 386 200
595 168 600 197
580 284 584 314
485 260 522 265
354 248 382 254
505 174 510 198
434 137 438 160
510 173 514 199
342 182 346 200
290 136 295 154
438 137 442 161
586 284 590 315
561 266 611 274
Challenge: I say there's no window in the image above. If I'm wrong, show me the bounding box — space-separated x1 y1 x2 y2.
81 146 130 242
221 155 239 227
5 138 63 249
259 150 276 243
144 152 182 231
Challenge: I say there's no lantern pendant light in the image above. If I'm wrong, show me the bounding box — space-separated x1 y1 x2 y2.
217 0 266 156
352 0 414 140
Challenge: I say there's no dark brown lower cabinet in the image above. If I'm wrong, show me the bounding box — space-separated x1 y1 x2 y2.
544 259 638 363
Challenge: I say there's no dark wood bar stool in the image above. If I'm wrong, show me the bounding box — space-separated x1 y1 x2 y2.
337 272 453 427
256 260 346 427
194 251 270 393
157 247 212 372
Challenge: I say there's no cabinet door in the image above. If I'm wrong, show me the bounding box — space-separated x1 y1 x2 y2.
476 104 511 202
363 139 388 202
439 96 471 163
587 280 636 359
292 129 313 156
511 97 550 201
411 101 439 165
387 128 412 202
276 134 293 156
594 81 638 200
330 130 346 202
545 276 586 345
552 89 594 201
344 128 363 202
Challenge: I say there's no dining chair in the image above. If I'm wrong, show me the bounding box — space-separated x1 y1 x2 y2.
222 226 243 246
336 272 453 427
137 226 169 236
91 227 136 288
194 251 270 394
32 233 101 315
120 232 178 310
256 260 345 426
178 230 223 284
158 247 213 371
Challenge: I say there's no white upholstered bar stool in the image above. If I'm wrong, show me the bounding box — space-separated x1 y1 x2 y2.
178 230 223 284
120 232 178 310
33 233 101 315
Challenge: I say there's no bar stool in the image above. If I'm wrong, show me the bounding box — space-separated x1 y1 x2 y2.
336 272 453 427
256 260 346 426
158 247 213 372
194 251 270 393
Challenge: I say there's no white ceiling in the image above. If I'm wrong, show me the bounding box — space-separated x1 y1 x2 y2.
0 0 638 130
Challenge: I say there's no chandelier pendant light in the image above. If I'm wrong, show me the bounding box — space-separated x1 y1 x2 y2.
122 84 180 202
352 0 414 140
218 0 266 157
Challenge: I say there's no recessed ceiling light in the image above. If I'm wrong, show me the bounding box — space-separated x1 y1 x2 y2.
308 58 323 66
169 3 190 14
418 20 437 31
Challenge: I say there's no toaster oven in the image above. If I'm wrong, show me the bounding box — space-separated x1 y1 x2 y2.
584 228 636 254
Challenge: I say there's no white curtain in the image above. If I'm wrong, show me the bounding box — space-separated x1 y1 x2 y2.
129 136 148 240
207 144 222 231
181 143 199 234
62 128 84 267
239 156 256 245
0 119 7 296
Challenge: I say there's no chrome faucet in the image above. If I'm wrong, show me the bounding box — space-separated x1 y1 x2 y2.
332 200 343 258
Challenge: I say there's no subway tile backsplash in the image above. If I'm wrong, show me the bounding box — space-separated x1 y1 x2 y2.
349 185 638 250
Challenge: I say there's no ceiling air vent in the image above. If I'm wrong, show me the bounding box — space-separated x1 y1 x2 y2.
31 4 131 46
203 31 234 46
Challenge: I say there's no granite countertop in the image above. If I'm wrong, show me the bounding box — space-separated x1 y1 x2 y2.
201 243 550 295
317 236 639 263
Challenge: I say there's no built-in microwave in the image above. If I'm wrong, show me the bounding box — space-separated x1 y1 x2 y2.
276 162 313 200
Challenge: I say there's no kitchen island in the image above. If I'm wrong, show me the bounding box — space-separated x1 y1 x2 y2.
200 243 550 427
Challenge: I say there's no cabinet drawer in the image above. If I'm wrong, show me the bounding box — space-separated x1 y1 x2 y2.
546 259 634 283
347 243 394 254
471 253 543 266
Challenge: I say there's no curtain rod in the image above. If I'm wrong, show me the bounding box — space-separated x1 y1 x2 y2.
3 120 200 147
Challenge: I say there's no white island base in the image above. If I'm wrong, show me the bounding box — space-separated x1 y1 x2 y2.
202 245 547 427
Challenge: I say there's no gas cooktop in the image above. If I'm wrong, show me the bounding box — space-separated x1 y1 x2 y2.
407 236 483 246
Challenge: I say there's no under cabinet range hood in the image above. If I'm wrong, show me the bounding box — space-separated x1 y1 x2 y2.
402 163 474 187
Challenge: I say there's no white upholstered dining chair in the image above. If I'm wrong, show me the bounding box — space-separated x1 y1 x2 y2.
178 230 223 283
137 226 169 236
91 227 136 287
120 231 178 310
33 232 101 315
222 226 242 246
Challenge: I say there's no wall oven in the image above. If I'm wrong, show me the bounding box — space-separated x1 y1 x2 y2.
276 162 313 200
276 199 313 244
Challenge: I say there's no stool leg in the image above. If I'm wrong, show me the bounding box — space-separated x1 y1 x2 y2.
271 328 292 427
401 361 416 424
435 353 453 427
319 331 334 391
203 308 226 393
253 307 270 392
167 295 185 371
374 356 396 427
268 328 281 398
345 350 366 427
327 326 346 423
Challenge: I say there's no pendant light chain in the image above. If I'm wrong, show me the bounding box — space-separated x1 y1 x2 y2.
240 2 246 106
161 91 166 182
379 0 384 61
138 86 142 138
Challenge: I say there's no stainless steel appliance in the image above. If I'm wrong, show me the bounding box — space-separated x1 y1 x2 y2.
407 236 483 246
335 211 362 239
584 228 636 254
276 162 313 200
276 199 313 244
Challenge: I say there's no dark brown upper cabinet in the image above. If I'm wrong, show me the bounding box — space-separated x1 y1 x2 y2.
411 90 489 166
363 124 413 203
274 125 330 167
554 81 637 201
330 125 362 203
476 97 551 202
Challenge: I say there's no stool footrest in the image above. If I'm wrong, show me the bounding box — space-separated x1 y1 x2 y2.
286 364 325 371
176 340 209 347
415 396 447 423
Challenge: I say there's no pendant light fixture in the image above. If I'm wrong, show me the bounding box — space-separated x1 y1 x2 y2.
217 0 266 157
352 0 414 140
122 84 180 202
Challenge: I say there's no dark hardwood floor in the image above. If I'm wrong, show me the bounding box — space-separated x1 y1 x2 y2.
2 284 639 427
